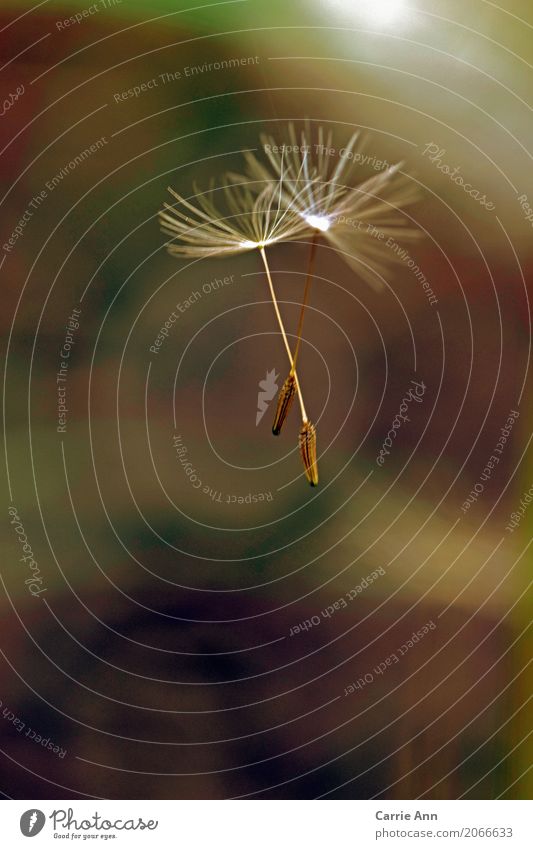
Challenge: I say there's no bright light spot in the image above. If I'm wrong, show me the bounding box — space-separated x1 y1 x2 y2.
240 240 258 248
362 0 407 24
304 214 331 232
329 0 408 27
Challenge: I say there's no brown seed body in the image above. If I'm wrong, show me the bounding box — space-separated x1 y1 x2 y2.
272 373 297 435
299 421 318 486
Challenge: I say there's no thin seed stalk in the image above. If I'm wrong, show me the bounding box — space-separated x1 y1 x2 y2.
291 231 319 373
259 247 307 423
272 232 319 435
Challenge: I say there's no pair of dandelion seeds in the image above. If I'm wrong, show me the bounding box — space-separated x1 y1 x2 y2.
160 124 418 487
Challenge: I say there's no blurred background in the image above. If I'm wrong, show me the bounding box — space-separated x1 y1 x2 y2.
1 0 531 799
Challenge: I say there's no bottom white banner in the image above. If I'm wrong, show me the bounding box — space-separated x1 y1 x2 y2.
1 800 530 848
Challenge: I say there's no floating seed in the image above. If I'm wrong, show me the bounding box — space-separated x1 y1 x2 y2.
299 420 318 486
272 373 297 435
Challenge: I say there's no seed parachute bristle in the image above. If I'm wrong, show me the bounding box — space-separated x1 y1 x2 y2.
272 373 297 435
299 421 318 486
231 122 420 292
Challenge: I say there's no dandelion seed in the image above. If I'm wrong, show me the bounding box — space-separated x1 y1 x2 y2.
232 122 420 291
233 122 420 449
299 420 319 487
159 173 311 424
